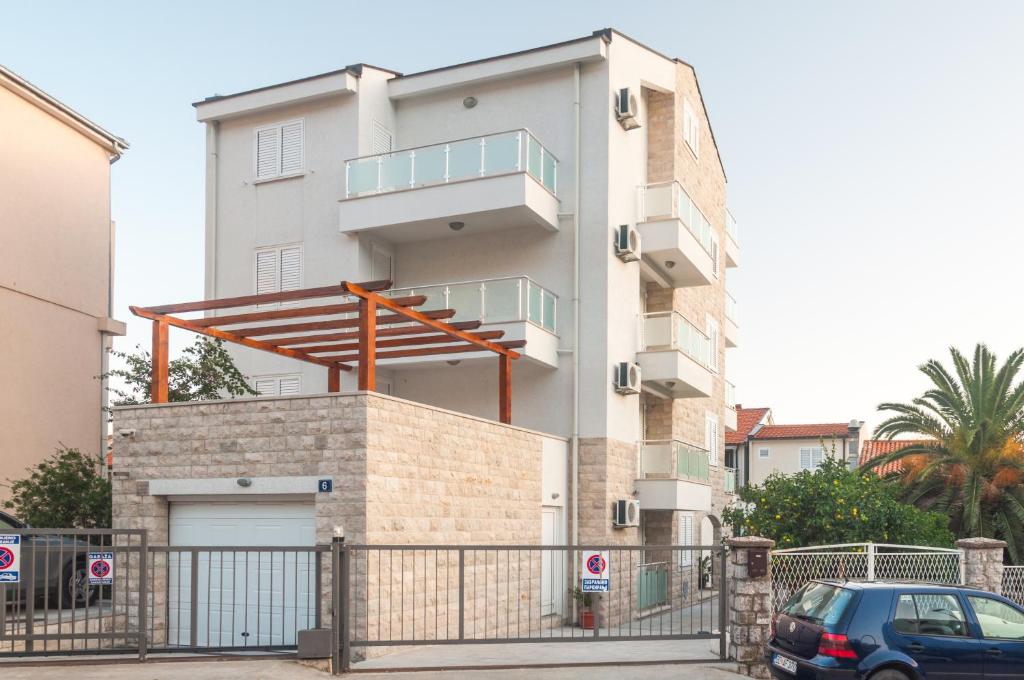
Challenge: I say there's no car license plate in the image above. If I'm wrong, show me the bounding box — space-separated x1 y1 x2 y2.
773 653 798 674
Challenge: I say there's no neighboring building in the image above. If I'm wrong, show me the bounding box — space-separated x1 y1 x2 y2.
726 406 864 487
858 439 935 476
0 66 127 500
188 28 741 552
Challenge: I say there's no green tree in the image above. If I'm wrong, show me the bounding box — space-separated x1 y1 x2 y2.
4 448 111 528
865 344 1024 562
723 457 953 549
105 337 256 405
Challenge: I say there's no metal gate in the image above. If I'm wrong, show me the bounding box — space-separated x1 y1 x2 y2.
771 542 964 611
0 528 147 658
331 544 728 673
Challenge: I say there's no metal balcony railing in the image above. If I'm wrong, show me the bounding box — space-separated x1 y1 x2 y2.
344 129 557 198
388 276 557 334
641 311 711 368
725 292 738 325
637 181 714 255
725 209 739 244
640 440 711 483
725 380 736 408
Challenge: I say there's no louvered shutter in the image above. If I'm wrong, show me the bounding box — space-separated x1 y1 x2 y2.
800 448 812 470
706 317 719 372
371 121 393 155
256 127 280 179
279 246 302 292
280 121 304 175
278 375 301 395
255 249 279 295
678 513 694 566
254 377 278 396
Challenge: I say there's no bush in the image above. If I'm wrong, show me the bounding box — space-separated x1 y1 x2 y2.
722 458 954 549
3 447 111 528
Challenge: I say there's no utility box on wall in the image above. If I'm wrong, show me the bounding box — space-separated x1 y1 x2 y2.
748 548 769 578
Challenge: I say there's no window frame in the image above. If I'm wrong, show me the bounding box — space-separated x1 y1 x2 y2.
253 243 304 306
799 446 825 471
677 512 695 567
252 118 306 182
758 447 770 459
682 99 700 158
967 595 1024 641
252 373 302 397
892 591 972 639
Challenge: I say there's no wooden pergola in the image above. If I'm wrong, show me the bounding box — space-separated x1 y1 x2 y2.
129 280 524 424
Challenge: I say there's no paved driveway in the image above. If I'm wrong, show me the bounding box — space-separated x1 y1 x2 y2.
0 658 742 680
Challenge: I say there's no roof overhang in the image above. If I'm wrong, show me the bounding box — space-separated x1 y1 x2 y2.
194 69 359 122
0 65 128 155
388 33 608 100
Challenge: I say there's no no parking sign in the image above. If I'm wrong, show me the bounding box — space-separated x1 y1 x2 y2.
88 552 114 585
0 535 20 583
580 550 610 592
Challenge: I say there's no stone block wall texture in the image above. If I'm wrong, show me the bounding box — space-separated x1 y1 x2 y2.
728 536 774 679
957 537 1007 595
111 392 559 648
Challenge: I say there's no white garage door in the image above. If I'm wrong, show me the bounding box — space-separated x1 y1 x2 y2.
168 501 316 648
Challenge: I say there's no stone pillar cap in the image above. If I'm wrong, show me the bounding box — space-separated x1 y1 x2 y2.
956 537 1008 549
726 536 775 549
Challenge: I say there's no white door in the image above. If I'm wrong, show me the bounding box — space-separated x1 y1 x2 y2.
167 501 316 647
540 507 563 617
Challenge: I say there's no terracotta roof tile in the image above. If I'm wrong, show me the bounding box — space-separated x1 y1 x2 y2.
859 439 936 476
725 407 770 444
752 423 851 440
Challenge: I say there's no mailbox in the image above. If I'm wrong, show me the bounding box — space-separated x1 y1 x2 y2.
748 548 769 577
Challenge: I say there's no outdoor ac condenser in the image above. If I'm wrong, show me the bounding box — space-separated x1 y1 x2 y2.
613 499 640 528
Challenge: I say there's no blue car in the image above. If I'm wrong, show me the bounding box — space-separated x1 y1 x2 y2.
766 579 1024 679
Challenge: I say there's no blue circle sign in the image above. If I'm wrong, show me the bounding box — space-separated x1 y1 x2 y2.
586 554 606 575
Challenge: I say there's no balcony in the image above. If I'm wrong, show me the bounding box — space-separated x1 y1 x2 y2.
724 381 737 431
636 312 713 399
339 129 560 242
724 292 738 348
724 468 737 494
636 182 716 288
725 210 739 268
636 440 712 512
384 276 558 368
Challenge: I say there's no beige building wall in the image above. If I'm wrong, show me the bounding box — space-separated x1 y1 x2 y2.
0 74 124 500
747 437 852 486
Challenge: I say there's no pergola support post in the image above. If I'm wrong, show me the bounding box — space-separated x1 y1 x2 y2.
151 320 169 403
498 353 512 424
327 366 341 393
358 298 376 391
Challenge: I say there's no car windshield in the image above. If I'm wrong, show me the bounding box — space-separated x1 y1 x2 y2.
782 582 855 625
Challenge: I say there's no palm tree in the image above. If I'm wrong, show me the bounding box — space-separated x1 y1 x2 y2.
866 344 1024 563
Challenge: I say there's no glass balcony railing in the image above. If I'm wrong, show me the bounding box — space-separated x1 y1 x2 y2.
387 276 556 334
725 209 739 244
640 440 711 483
344 129 558 198
725 468 737 494
725 291 738 324
637 181 714 256
641 311 711 368
725 380 736 408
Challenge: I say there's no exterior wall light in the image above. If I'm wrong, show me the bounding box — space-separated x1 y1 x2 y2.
236 477 253 487
449 221 465 231
463 96 478 109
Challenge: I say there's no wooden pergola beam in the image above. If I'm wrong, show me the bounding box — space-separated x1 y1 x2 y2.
143 279 393 315
302 330 505 355
319 339 526 363
263 320 484 348
187 295 427 328
229 309 456 339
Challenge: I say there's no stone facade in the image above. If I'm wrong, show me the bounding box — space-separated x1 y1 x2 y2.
957 537 1007 595
727 536 775 679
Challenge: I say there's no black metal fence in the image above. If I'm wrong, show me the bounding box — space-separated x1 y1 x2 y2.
331 543 727 673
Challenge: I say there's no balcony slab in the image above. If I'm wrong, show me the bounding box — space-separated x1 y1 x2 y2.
636 350 713 399
636 479 712 512
637 218 715 288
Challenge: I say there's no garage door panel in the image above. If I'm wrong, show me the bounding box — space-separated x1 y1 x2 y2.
168 501 317 648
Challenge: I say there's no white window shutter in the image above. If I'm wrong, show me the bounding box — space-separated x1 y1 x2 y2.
256 127 280 179
278 375 301 395
279 246 302 292
707 317 719 372
280 121 304 175
800 448 812 470
678 514 694 566
254 377 277 396
371 121 393 155
255 249 279 295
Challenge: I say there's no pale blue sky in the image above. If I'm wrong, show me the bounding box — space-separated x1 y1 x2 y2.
4 1 1023 428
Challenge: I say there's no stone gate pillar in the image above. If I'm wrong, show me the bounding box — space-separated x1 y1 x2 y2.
957 537 1006 594
727 536 775 679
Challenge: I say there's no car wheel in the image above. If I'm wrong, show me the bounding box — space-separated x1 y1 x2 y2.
62 559 98 608
869 670 911 680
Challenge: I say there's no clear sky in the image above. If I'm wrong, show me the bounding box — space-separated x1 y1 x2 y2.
4 1 1023 430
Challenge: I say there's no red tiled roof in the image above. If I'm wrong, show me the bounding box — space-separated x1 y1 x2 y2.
859 439 936 476
726 407 770 444
751 423 851 440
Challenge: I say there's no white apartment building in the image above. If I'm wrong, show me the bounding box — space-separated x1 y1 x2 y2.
193 29 741 552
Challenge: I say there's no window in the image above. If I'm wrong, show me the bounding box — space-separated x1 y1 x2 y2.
682 99 699 157
800 446 825 471
893 593 968 637
968 596 1024 639
706 414 719 466
706 316 719 372
758 447 770 459
253 374 301 397
371 121 393 155
254 120 304 180
677 512 694 567
782 582 855 626
710 234 720 278
255 244 303 301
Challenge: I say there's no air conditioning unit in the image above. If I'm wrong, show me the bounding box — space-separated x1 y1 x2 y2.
614 224 641 262
613 361 642 395
615 88 641 131
613 499 640 528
